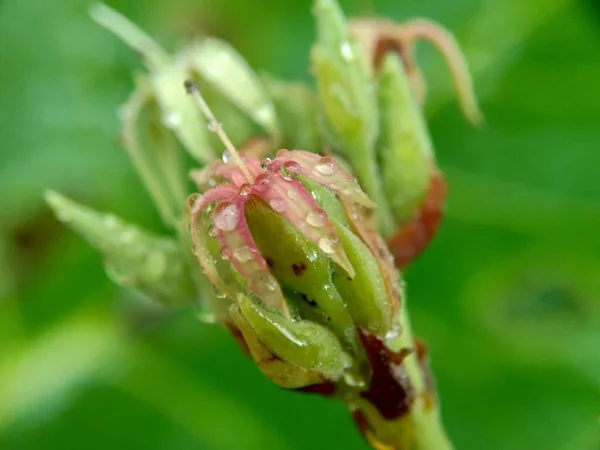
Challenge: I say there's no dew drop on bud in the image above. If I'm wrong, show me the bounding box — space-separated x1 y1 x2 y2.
306 209 327 228
283 161 302 181
269 199 285 212
265 278 277 291
162 111 181 128
213 204 239 231
253 173 271 193
239 183 252 196
211 283 227 299
260 158 271 171
233 246 253 263
222 151 232 163
340 42 354 62
314 156 336 176
318 236 338 254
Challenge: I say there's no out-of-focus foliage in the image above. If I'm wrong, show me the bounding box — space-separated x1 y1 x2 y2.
1 0 599 449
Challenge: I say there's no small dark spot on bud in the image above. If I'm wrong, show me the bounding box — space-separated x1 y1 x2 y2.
346 276 352 281
266 256 275 268
184 80 199 94
300 293 317 307
292 262 306 276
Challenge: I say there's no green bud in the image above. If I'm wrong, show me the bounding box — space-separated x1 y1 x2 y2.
311 0 395 236
377 53 433 226
244 196 357 349
184 38 280 143
120 75 189 228
150 64 214 163
331 219 391 335
91 3 213 164
45 191 197 307
234 294 353 385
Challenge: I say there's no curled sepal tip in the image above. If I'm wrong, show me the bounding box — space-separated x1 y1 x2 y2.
274 150 375 208
212 197 290 318
188 185 239 299
46 190 197 307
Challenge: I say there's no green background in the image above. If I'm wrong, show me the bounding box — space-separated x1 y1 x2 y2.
1 0 599 448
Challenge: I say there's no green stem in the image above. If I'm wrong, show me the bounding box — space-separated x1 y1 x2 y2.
351 304 453 450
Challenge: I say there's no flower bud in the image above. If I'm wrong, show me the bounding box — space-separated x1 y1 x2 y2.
45 191 198 307
187 138 401 387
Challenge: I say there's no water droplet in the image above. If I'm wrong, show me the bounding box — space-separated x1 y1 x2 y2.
213 204 239 231
385 326 400 341
343 372 366 388
266 160 281 174
318 236 338 254
340 42 354 61
314 157 336 176
276 149 290 157
219 247 229 260
253 173 271 193
260 158 272 171
306 209 327 228
269 199 285 212
264 277 277 291
281 160 301 181
211 283 227 299
222 151 232 163
162 111 181 128
254 103 273 124
233 246 253 263
239 183 252 196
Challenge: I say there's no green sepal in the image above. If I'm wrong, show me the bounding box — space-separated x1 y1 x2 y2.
311 0 395 235
235 294 353 382
45 191 197 307
150 64 214 164
185 38 280 142
244 197 356 348
229 303 325 388
331 219 390 335
299 175 350 227
377 53 433 225
91 2 213 164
